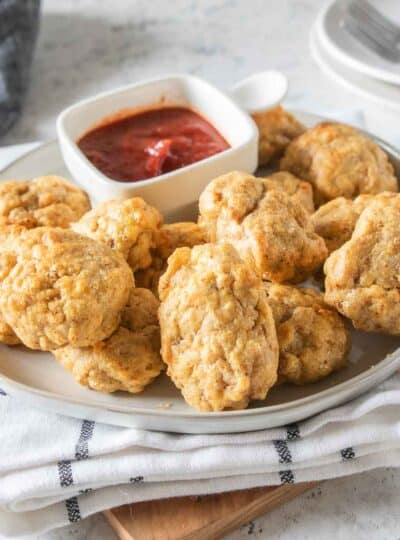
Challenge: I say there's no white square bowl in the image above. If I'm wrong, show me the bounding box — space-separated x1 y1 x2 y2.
57 74 258 221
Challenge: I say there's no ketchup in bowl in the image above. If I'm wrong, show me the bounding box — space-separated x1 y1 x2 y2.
78 106 230 183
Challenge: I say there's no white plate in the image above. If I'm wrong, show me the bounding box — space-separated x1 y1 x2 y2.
316 0 400 86
310 24 400 111
1 115 400 434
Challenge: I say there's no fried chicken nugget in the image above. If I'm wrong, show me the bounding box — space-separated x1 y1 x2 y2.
262 171 314 213
0 227 134 350
311 194 375 254
72 197 163 272
158 243 279 411
53 289 163 393
0 311 20 345
198 172 327 282
135 222 206 296
0 225 27 345
280 122 397 206
264 283 350 384
252 106 306 166
0 176 90 228
324 193 400 334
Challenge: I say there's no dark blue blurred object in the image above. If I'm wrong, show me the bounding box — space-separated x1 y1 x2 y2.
0 0 40 137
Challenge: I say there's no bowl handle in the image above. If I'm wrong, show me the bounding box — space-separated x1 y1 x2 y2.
228 71 288 114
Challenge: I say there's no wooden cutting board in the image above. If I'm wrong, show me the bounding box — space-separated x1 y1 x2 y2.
103 482 317 540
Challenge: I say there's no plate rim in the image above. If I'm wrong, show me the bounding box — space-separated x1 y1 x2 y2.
0 124 400 422
316 0 400 86
0 342 400 419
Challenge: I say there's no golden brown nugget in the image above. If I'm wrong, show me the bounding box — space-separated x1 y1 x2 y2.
0 311 20 345
324 193 400 334
311 194 376 254
0 176 90 228
198 172 327 282
158 243 279 412
280 122 397 206
154 222 207 260
135 222 206 296
54 288 163 393
0 226 26 345
72 197 163 272
261 171 314 213
0 227 134 350
121 287 161 331
264 283 350 384
251 106 306 166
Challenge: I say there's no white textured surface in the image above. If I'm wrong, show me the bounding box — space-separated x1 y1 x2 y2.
5 0 400 538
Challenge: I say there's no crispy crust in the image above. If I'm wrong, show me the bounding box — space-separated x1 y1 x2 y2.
135 222 206 297
0 227 134 350
0 176 90 228
264 283 350 384
261 171 314 213
252 106 306 166
198 172 327 282
72 197 163 272
280 122 398 206
53 288 163 393
0 311 20 345
324 193 400 334
158 243 279 411
311 194 375 254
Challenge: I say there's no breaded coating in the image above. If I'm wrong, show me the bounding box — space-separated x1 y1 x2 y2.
264 283 350 384
280 122 397 206
134 265 165 298
0 226 26 345
158 243 279 412
121 286 161 331
324 193 400 334
198 172 327 282
252 106 306 166
311 194 375 254
0 311 20 345
53 288 163 393
0 176 90 228
72 197 163 272
135 222 206 296
0 227 133 350
261 171 314 213
154 222 207 260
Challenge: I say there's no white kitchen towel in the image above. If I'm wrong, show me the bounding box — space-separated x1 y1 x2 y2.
1 112 400 538
1 375 400 538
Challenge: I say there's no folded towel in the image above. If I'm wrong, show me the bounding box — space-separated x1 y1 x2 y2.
1 375 400 538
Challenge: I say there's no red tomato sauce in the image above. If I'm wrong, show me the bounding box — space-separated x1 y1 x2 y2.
78 106 230 182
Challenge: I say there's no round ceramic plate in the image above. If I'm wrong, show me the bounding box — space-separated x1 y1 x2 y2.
316 0 400 86
1 112 400 434
310 25 400 111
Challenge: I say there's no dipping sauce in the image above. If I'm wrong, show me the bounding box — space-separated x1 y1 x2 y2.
78 106 230 182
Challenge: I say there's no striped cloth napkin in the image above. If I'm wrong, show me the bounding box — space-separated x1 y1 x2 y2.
1 375 400 538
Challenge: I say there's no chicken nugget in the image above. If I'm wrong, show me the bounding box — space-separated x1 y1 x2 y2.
0 176 90 228
158 243 279 411
199 172 327 282
281 122 397 206
252 106 306 166
72 197 162 272
264 283 350 384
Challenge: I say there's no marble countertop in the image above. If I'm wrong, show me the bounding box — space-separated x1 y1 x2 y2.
5 0 400 538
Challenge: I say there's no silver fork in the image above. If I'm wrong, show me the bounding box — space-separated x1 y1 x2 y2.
344 0 400 63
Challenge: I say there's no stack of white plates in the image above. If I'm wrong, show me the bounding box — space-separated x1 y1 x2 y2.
311 0 400 111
